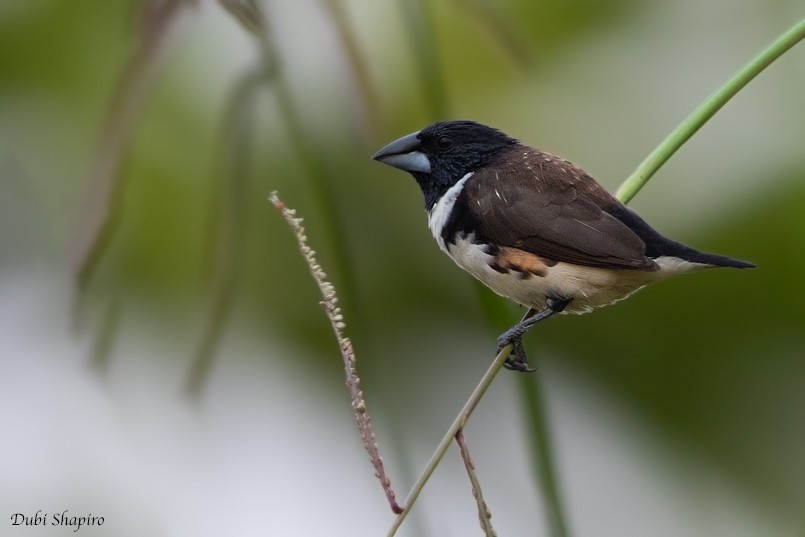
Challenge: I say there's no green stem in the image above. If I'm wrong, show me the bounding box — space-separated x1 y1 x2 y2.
616 18 805 204
386 345 513 537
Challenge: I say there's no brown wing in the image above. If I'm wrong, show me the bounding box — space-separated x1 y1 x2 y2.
457 148 658 271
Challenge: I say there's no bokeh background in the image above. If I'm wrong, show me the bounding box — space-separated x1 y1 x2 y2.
1 1 804 535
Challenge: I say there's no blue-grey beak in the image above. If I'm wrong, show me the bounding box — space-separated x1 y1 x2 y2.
372 131 432 174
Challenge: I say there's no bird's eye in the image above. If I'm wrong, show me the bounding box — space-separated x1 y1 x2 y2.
436 136 453 150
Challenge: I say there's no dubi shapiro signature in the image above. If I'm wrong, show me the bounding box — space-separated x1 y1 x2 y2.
10 510 104 532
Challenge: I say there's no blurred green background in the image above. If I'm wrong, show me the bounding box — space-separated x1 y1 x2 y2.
1 1 804 536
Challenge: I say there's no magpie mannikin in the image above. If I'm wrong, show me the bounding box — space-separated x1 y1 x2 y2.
373 120 754 371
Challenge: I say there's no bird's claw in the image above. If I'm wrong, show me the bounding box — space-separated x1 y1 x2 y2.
498 336 537 373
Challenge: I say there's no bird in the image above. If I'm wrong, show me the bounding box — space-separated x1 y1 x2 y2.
372 120 754 372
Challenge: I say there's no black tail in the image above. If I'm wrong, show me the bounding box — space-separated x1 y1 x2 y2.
607 203 755 269
665 246 755 268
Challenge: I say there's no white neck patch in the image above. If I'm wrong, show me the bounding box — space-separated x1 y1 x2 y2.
427 172 474 253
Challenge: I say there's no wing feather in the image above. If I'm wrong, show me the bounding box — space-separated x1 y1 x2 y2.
456 149 658 271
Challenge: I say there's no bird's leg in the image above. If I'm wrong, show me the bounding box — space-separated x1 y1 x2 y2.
502 308 538 372
500 308 552 373
498 296 572 372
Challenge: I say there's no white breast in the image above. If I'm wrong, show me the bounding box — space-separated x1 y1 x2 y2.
427 172 473 252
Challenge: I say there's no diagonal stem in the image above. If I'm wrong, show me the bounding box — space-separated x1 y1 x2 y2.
616 18 805 204
271 192 402 514
386 344 513 536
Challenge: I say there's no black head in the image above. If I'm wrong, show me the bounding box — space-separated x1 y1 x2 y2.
373 120 519 210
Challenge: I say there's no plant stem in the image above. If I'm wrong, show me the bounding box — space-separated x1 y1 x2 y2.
271 193 402 514
386 344 513 537
456 429 497 537
616 18 805 204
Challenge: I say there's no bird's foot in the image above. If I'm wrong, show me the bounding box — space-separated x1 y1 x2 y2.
496 295 573 373
500 336 537 373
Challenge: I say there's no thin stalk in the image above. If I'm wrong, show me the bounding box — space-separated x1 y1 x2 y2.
616 18 805 204
386 344 513 537
456 429 497 537
271 192 401 513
